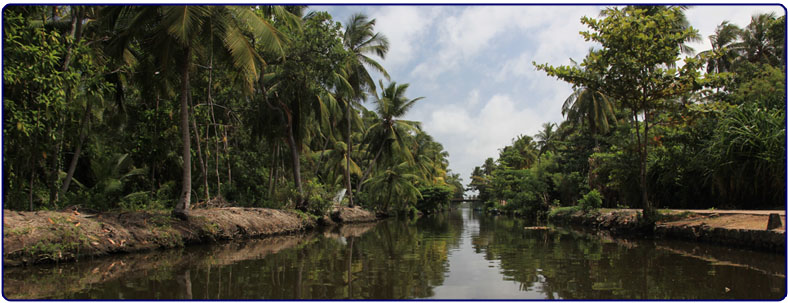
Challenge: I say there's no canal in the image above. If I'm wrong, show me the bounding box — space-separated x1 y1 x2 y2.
4 205 785 300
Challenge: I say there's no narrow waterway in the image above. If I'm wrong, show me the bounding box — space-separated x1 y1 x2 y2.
4 205 785 300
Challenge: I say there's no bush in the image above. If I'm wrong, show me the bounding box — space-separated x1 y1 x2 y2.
416 186 452 214
578 189 603 211
301 179 334 217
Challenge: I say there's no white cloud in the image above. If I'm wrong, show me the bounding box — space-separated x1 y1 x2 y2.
325 4 786 188
413 6 601 81
422 92 546 184
368 6 443 69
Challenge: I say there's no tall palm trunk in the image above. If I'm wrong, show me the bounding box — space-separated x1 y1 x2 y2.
345 103 354 207
173 46 192 219
285 120 305 209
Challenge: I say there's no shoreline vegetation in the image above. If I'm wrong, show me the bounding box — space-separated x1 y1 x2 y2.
467 6 785 242
5 205 784 268
2 206 376 267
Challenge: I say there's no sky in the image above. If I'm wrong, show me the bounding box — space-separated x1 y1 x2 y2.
309 4 784 191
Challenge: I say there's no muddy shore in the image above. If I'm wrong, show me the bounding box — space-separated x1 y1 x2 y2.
2 206 377 266
547 208 786 252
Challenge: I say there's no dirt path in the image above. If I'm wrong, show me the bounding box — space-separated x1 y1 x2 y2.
605 208 786 232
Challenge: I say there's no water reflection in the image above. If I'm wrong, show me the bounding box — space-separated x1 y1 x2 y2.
3 205 785 300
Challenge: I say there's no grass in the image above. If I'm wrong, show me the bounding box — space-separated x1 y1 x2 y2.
23 215 90 262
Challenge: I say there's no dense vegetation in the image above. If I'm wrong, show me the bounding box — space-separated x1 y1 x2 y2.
2 5 465 217
469 6 785 221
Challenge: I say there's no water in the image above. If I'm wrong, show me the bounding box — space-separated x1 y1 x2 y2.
4 206 785 300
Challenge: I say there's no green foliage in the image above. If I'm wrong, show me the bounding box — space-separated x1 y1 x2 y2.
705 103 785 208
577 190 603 211
301 179 335 216
416 185 452 214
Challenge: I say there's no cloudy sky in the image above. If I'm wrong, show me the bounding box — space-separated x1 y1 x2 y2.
310 4 784 189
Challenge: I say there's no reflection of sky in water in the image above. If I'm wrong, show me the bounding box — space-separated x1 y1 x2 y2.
431 207 552 299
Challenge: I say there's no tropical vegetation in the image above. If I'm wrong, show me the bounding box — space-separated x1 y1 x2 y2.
471 7 785 222
2 5 464 218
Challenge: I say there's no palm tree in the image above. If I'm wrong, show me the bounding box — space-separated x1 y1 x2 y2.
363 161 422 214
562 60 617 146
341 13 390 207
697 21 742 74
535 122 558 159
109 6 287 218
740 13 782 66
357 81 423 192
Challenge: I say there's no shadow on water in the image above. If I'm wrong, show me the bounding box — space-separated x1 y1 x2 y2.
3 206 785 300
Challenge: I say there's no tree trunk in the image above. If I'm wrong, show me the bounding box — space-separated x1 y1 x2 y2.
345 103 354 207
28 156 35 211
47 124 62 207
173 46 192 220
223 127 231 186
286 126 305 210
268 140 279 199
60 101 90 195
190 95 209 202
641 106 653 222
357 146 384 193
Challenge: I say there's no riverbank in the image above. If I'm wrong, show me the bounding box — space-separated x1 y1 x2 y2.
2 206 378 266
547 208 786 252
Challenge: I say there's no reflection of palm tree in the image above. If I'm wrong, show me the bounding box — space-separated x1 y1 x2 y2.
357 81 423 191
342 13 389 207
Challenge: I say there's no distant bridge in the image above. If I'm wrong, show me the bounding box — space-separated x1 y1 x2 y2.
450 198 481 203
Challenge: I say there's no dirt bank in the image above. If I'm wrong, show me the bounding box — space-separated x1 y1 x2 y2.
330 206 378 223
3 206 377 266
548 208 786 252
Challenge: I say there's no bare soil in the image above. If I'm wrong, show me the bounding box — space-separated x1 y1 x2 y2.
657 210 786 232
550 208 786 251
2 206 377 266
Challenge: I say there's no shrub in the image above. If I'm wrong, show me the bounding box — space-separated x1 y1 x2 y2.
416 186 452 214
578 189 603 211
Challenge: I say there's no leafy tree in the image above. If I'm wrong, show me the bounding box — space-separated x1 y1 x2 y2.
536 6 703 222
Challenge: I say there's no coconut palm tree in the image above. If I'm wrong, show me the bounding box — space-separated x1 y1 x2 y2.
697 21 742 74
535 122 558 159
363 161 422 214
562 61 617 146
341 13 390 207
357 81 423 192
740 13 782 66
108 5 288 218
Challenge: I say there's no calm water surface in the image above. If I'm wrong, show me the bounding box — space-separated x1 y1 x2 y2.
4 206 786 300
